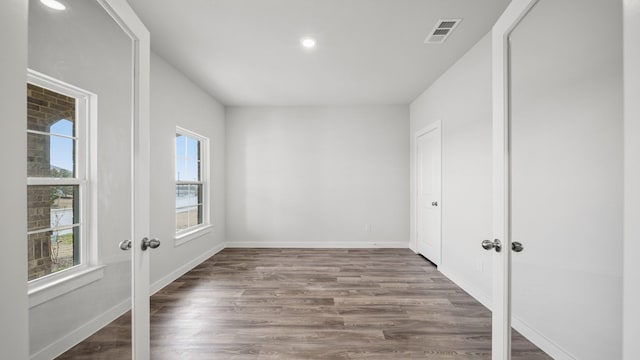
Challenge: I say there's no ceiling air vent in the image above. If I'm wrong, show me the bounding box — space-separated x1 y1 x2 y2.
425 19 462 44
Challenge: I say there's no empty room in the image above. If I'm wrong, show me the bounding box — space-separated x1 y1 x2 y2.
1 0 639 359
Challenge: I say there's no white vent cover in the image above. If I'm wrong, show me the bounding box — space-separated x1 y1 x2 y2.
425 19 462 44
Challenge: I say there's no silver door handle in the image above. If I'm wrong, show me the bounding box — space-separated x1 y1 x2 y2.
119 240 132 251
141 237 161 251
481 239 502 252
512 241 524 252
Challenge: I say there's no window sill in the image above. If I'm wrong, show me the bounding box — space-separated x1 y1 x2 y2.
175 225 213 247
28 265 105 308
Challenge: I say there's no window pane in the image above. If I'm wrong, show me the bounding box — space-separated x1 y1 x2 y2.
27 83 76 136
176 156 184 180
176 131 205 233
176 184 203 231
188 207 200 228
176 134 200 181
176 134 186 159
176 206 196 231
176 210 187 231
28 132 75 177
176 184 200 208
27 226 79 281
176 159 199 182
49 119 74 137
186 137 199 160
27 185 79 232
26 84 81 282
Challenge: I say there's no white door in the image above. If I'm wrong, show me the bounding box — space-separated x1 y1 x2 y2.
491 0 625 359
415 122 442 265
26 0 152 359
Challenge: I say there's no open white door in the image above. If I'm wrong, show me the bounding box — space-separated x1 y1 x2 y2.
26 0 151 358
490 1 539 359
492 0 625 359
92 1 153 358
113 0 154 357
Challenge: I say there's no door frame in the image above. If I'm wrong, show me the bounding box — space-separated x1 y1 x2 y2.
623 1 640 358
96 0 151 358
0 0 30 358
413 120 442 265
491 0 539 359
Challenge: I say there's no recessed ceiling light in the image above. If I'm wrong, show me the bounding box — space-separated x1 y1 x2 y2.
301 37 317 49
40 0 66 11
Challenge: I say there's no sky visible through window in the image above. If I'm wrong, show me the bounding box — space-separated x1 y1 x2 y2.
50 120 74 173
176 134 200 182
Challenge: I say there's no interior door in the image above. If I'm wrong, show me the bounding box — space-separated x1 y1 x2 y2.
416 122 442 265
26 0 151 359
491 0 624 359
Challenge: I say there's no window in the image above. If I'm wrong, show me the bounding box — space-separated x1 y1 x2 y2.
26 72 91 282
175 128 209 236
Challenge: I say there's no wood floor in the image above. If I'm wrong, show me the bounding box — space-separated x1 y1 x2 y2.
57 248 551 359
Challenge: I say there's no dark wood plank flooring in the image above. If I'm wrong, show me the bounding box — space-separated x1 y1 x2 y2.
57 248 551 359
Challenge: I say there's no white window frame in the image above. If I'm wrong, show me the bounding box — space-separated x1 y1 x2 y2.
174 126 211 246
26 70 102 308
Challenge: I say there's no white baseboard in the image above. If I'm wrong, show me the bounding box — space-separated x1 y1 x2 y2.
150 241 226 295
30 299 130 360
438 265 576 360
227 241 408 249
511 316 577 360
438 265 492 309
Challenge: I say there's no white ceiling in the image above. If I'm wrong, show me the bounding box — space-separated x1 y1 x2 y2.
127 0 510 106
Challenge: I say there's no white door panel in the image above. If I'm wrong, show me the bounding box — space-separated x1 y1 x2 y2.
416 122 441 265
26 0 151 358
491 0 624 359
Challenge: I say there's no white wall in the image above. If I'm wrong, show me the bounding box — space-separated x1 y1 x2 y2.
226 106 409 248
623 1 640 358
410 33 494 301
148 52 226 290
0 0 30 359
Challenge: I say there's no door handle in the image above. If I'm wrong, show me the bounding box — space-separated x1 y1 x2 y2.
481 239 502 252
431 201 438 206
119 240 132 251
141 237 161 251
512 241 524 253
